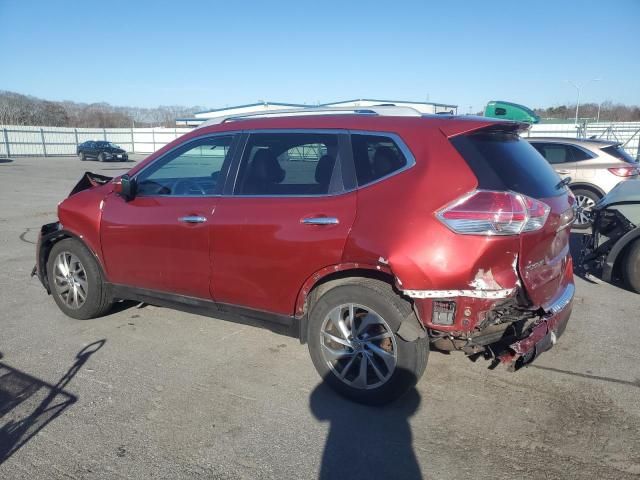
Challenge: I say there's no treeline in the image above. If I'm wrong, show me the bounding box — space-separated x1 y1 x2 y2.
534 101 640 122
0 90 205 128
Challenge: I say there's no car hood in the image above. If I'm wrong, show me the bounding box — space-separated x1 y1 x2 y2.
105 147 126 154
69 171 113 196
597 179 640 208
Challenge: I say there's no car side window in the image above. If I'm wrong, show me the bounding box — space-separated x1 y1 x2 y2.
532 143 569 164
566 145 592 162
351 134 408 186
235 132 342 196
136 135 235 196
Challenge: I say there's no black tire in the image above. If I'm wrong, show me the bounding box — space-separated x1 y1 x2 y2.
98 152 106 162
46 238 113 320
307 279 429 405
623 239 640 294
78 152 85 161
572 188 600 230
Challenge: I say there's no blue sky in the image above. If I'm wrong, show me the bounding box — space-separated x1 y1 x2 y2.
1 0 638 112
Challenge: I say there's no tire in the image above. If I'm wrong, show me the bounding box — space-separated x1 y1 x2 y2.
623 239 640 293
572 188 600 230
98 152 106 162
307 279 429 405
78 152 85 161
46 238 113 320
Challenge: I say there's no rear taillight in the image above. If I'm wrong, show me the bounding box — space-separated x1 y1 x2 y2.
608 166 640 177
437 190 550 236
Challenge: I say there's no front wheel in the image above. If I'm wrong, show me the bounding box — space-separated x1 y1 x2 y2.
98 152 106 162
47 238 113 319
78 152 85 161
307 279 428 405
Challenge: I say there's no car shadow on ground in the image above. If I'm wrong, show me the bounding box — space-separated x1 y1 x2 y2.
0 158 13 163
310 371 422 480
0 340 105 465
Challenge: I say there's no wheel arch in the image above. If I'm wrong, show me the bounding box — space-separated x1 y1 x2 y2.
37 224 107 294
570 182 605 198
295 264 425 344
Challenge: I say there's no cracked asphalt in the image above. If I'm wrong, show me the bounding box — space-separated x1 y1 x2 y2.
1 156 639 479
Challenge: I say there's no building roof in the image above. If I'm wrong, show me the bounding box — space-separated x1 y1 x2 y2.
320 98 458 108
193 102 309 116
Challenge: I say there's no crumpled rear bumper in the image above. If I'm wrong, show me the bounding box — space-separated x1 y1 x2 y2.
498 283 574 370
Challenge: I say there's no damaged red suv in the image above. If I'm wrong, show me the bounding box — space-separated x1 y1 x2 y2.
34 107 575 405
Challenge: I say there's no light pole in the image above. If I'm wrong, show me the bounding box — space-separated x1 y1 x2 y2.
566 78 601 125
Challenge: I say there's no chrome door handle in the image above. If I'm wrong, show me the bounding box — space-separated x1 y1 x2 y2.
556 169 571 175
301 217 339 225
179 215 207 224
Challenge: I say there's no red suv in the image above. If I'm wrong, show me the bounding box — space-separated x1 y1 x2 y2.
34 107 576 405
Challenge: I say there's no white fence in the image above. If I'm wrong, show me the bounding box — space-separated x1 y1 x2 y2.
1 121 639 159
0 125 194 157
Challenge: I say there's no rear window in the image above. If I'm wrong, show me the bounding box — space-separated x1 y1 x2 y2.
601 145 637 164
451 132 563 198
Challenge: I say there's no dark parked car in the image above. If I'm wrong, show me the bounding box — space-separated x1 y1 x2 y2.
34 107 575 405
77 141 128 162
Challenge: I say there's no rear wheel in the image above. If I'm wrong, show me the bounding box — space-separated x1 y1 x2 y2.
572 188 600 229
307 279 428 405
623 239 640 293
47 238 113 319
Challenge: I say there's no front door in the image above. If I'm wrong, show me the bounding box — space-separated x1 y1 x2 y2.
211 131 357 315
100 134 238 299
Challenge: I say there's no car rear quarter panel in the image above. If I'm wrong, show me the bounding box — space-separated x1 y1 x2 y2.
344 124 521 292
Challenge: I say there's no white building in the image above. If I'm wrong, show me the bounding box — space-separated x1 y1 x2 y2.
176 98 458 126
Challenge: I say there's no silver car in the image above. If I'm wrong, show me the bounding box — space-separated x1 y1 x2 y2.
528 138 639 227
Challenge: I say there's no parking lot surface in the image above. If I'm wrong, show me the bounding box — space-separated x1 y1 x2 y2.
1 156 639 479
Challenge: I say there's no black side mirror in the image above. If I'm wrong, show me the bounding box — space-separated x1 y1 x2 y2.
114 174 137 201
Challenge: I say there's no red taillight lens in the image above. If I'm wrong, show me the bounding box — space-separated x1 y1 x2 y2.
608 166 640 177
437 190 550 236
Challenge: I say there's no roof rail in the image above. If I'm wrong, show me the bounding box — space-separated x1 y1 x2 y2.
196 105 422 129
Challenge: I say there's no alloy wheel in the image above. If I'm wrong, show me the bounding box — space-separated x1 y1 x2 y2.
575 194 596 226
53 251 88 309
320 303 398 389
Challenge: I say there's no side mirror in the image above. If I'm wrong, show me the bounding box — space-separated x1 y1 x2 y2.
113 174 136 201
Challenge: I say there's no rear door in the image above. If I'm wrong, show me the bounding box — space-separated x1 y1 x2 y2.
101 133 238 298
453 132 574 307
210 130 356 315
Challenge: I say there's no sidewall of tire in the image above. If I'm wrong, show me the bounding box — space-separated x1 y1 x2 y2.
623 239 640 293
47 238 111 320
307 282 428 405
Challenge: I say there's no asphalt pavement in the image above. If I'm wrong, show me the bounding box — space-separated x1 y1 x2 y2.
0 156 639 479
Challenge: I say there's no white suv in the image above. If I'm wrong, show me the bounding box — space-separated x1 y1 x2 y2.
528 138 639 228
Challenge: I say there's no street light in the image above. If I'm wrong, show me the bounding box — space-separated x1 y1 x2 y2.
565 78 601 125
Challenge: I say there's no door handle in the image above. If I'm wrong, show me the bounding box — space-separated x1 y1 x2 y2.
179 215 207 224
556 169 571 175
301 217 340 225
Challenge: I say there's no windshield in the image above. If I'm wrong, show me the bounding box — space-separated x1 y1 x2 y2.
601 145 637 164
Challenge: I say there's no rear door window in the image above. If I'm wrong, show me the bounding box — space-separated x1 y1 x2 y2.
531 143 570 164
235 132 343 196
601 145 637 164
452 132 563 198
351 134 409 186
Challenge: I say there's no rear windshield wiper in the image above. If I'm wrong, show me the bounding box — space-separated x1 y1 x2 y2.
556 176 571 190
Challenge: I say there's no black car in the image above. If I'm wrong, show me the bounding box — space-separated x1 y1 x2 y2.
77 141 128 162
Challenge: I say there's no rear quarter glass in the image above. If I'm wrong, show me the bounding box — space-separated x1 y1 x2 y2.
451 132 563 199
